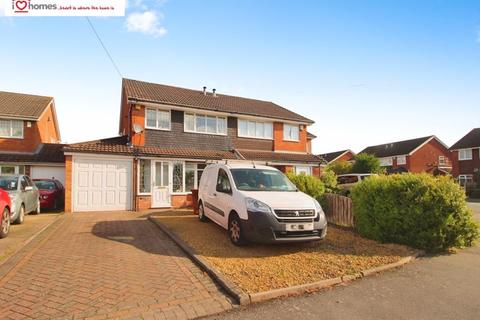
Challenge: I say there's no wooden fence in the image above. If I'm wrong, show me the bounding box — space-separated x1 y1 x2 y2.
323 193 355 228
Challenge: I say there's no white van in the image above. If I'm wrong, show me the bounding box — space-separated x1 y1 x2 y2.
197 163 327 245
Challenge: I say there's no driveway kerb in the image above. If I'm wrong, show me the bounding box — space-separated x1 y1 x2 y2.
0 213 65 279
149 216 425 305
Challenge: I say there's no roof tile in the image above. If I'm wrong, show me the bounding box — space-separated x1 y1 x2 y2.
0 91 53 120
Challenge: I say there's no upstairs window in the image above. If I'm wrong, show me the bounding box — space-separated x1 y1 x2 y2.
145 108 171 130
184 113 227 135
0 119 23 138
238 119 273 139
458 149 473 161
439 156 447 166
283 124 300 141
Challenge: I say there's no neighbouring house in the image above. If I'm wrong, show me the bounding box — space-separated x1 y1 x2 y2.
450 128 480 187
319 149 355 164
63 79 323 212
0 91 65 183
359 135 452 174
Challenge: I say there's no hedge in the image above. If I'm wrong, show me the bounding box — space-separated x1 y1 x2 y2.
286 173 325 200
351 173 479 252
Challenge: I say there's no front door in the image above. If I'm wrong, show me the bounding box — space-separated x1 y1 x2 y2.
152 161 171 208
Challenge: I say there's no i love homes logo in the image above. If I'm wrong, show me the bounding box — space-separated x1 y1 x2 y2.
5 0 125 16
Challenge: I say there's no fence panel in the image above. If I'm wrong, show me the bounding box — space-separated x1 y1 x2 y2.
323 193 355 228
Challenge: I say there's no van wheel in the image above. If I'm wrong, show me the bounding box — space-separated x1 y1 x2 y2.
198 202 208 222
0 208 10 239
229 214 247 246
14 205 25 225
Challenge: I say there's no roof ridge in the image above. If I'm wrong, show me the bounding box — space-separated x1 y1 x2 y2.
0 90 53 100
363 135 433 149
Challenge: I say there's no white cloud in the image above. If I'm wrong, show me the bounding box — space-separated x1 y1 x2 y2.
125 10 167 37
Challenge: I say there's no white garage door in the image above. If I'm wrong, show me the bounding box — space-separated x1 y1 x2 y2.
31 166 66 185
73 156 132 212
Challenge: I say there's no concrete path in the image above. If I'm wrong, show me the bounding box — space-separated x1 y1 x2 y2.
0 212 232 320
207 203 480 320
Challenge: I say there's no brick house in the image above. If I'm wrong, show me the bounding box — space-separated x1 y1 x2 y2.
0 91 65 183
64 79 322 212
450 128 480 186
319 149 355 164
359 135 452 174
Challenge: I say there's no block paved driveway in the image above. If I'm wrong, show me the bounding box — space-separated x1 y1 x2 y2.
0 212 232 320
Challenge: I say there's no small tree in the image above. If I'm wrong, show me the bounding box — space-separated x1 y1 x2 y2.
320 170 338 193
326 160 353 175
351 153 382 174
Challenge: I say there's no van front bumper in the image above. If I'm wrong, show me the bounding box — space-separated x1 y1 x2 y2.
241 210 327 244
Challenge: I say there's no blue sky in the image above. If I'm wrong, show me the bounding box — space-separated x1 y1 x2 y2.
0 0 479 154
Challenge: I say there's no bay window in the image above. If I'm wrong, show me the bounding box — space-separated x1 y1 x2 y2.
0 119 23 138
238 119 273 139
145 108 171 130
283 124 300 141
184 113 227 135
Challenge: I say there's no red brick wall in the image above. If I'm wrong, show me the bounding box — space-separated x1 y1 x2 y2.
119 89 130 136
0 104 60 153
64 155 72 212
408 139 452 173
273 122 308 152
451 148 480 180
131 105 146 146
171 194 193 208
136 196 151 210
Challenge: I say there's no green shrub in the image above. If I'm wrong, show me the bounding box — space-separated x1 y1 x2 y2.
351 173 479 252
320 170 339 194
325 160 353 175
286 173 325 200
351 153 383 174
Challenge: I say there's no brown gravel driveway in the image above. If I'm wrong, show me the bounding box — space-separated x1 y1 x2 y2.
0 212 232 320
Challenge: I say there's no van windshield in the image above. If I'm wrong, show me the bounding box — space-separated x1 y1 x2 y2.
230 169 297 192
0 176 18 191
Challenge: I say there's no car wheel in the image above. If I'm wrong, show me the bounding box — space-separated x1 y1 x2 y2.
228 214 247 246
14 205 25 225
0 208 10 239
32 200 41 215
198 202 208 222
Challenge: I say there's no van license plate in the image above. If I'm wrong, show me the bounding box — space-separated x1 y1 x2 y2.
286 223 314 231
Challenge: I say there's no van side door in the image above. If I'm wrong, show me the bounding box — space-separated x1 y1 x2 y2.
214 168 234 228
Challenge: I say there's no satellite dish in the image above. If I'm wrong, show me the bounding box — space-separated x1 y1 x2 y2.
133 124 144 134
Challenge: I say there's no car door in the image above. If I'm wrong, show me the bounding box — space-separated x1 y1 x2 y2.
214 168 233 228
19 177 31 212
203 167 224 225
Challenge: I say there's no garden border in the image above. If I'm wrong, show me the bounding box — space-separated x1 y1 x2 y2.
148 216 424 305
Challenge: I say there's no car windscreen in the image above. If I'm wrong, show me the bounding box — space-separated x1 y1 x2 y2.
34 180 56 190
230 169 297 192
0 176 18 191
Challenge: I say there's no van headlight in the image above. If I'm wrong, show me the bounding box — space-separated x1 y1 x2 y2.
314 199 325 216
245 198 271 213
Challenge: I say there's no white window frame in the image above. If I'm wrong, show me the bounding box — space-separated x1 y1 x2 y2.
458 148 473 161
458 174 473 187
184 113 227 136
237 119 273 140
439 156 447 166
0 119 24 139
283 123 300 142
137 159 152 195
396 155 407 165
380 157 393 166
295 166 312 175
0 165 25 175
145 108 171 131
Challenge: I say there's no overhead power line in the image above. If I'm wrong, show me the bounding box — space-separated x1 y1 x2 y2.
85 17 123 78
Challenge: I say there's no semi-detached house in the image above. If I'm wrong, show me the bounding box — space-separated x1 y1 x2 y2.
0 91 65 183
64 79 322 212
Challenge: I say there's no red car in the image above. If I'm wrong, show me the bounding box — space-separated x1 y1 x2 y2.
0 189 12 238
33 179 65 211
